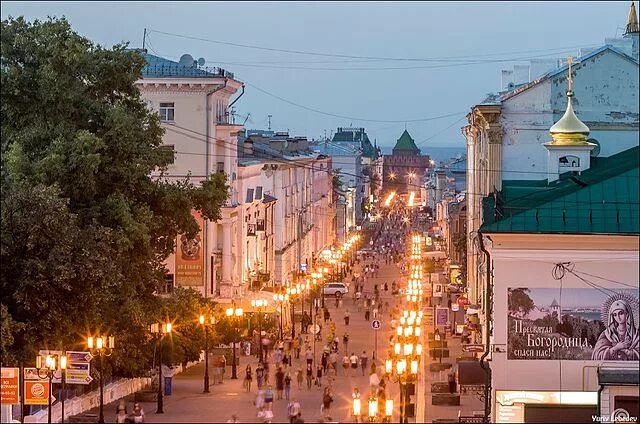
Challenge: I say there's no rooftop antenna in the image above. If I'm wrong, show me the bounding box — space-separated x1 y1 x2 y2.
142 28 147 51
268 114 272 131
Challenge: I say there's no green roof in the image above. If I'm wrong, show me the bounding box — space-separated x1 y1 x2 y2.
393 130 420 153
481 146 640 235
332 128 377 159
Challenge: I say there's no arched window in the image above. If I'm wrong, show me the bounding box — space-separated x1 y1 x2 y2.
559 155 580 168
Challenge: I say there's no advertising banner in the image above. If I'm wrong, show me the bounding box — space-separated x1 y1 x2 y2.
23 369 53 405
175 210 205 286
0 368 20 405
436 307 449 326
507 288 639 360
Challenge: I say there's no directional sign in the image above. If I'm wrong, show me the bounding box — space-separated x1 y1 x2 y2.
66 351 94 363
371 320 381 330
65 362 93 385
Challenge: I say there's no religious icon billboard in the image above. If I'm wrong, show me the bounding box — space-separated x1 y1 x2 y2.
175 210 205 286
507 288 639 360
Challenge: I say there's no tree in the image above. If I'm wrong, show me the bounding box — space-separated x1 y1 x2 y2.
1 17 228 376
508 289 535 317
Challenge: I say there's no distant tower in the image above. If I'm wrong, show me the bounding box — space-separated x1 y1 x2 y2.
550 298 562 323
624 1 640 60
268 114 272 131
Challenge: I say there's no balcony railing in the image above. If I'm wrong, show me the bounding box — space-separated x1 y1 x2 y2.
142 65 235 79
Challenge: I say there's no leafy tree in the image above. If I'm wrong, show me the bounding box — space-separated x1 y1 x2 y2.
508 289 535 317
1 17 228 375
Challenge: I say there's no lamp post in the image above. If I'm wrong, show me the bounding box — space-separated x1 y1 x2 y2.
286 287 299 339
150 322 171 413
199 314 216 393
35 354 58 424
226 303 244 379
87 335 115 424
273 293 289 340
251 299 268 362
321 266 329 308
386 345 420 423
60 355 67 424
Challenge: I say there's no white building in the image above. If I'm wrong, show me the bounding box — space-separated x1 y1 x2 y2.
463 12 640 343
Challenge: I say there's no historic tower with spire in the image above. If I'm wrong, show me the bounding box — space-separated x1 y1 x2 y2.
624 0 640 60
544 57 597 182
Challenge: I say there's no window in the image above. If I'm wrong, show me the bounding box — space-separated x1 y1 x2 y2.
159 102 175 122
160 274 174 294
216 162 225 173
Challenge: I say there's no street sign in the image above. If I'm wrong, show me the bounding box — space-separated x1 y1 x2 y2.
312 324 321 335
66 351 93 363
66 362 93 385
24 380 54 405
436 307 449 326
451 304 460 312
1 367 20 405
462 344 485 353
371 320 381 330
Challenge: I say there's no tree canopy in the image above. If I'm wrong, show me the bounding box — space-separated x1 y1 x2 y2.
1 17 228 375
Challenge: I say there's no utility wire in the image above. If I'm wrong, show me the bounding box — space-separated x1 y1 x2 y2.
146 28 597 63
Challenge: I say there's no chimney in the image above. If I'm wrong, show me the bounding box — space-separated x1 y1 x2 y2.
243 139 254 156
513 64 530 85
501 70 514 90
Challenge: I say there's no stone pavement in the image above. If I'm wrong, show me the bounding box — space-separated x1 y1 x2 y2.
74 246 405 423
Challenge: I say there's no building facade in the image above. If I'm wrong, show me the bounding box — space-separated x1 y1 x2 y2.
383 130 433 196
463 28 640 344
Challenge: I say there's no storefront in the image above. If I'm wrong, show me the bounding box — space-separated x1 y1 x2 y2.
495 391 598 423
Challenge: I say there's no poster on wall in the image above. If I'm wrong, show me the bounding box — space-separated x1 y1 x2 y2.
175 210 205 286
507 288 639 360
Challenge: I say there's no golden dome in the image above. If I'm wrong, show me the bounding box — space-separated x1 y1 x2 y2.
549 90 590 145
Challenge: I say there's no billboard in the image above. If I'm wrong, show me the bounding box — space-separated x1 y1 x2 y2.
23 368 53 405
507 288 639 360
175 210 205 286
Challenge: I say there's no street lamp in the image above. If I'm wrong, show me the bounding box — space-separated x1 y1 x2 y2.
273 293 289 340
226 303 244 379
150 322 171 413
368 397 378 422
353 398 362 422
87 335 115 424
35 354 58 424
199 314 216 393
286 287 299 339
385 353 420 423
251 299 268 362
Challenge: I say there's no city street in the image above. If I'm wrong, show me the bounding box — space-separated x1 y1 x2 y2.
78 229 406 423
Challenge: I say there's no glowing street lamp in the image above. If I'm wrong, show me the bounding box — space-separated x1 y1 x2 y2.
226 304 244 380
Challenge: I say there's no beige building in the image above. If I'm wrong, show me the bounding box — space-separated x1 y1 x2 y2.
137 52 335 300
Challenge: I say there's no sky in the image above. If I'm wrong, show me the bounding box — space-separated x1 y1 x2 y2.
1 1 633 150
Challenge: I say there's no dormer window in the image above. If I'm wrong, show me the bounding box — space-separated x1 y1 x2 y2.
559 155 580 168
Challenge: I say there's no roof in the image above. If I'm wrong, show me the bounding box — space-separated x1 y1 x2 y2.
393 130 420 153
332 128 377 159
500 45 639 102
313 140 361 157
550 299 559 307
481 145 640 235
140 52 235 79
598 367 640 385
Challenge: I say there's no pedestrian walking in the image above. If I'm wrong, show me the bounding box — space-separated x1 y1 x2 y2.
282 352 290 370
256 363 265 390
344 310 350 326
324 308 330 323
321 387 334 418
264 385 274 410
244 365 253 392
275 367 285 400
305 347 313 366
306 363 313 390
349 352 359 377
359 351 368 376
264 360 271 385
343 333 350 353
321 350 328 373
284 372 292 400
296 367 303 389
287 399 301 424
365 308 371 321
342 354 350 374
448 368 457 393
316 365 323 388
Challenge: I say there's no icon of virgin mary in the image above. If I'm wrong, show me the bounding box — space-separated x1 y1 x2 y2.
592 296 639 361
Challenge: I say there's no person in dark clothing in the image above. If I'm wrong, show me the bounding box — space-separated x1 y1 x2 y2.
321 351 329 373
276 367 285 399
448 369 457 393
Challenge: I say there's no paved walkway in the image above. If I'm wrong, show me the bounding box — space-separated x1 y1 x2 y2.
74 236 404 423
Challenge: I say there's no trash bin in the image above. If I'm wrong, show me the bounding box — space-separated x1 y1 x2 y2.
164 376 173 395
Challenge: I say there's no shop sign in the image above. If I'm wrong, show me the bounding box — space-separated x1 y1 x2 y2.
0 367 20 405
175 210 205 286
507 288 639 360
